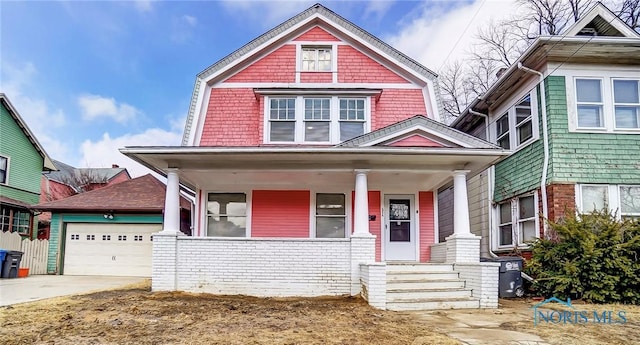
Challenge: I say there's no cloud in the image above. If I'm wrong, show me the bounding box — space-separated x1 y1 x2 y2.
79 128 182 178
386 0 522 72
170 14 199 43
0 61 70 163
219 0 314 28
133 0 155 13
364 0 396 21
77 94 140 124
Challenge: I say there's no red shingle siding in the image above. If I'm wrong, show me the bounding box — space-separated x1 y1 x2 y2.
199 88 262 146
294 26 340 41
337 45 409 84
419 191 435 262
300 72 332 83
388 135 443 147
251 190 310 237
225 45 296 83
373 89 427 129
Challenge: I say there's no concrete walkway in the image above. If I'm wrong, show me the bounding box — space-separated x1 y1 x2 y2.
417 307 550 345
0 275 146 306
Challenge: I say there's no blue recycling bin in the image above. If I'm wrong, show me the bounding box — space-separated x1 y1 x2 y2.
0 249 6 265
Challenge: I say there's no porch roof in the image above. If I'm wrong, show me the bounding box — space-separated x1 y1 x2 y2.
120 146 508 191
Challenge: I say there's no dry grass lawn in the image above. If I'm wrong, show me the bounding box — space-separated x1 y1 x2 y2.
0 281 458 345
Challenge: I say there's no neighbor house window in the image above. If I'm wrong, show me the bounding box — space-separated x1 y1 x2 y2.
302 47 332 72
496 194 538 248
620 186 640 220
207 193 247 237
493 93 538 150
578 184 640 220
315 193 346 238
613 79 640 129
576 78 604 128
266 96 369 144
0 206 10 232
0 156 7 184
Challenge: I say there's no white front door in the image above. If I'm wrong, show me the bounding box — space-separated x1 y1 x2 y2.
384 195 416 261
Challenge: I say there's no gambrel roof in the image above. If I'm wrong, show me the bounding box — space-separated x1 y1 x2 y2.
182 3 444 145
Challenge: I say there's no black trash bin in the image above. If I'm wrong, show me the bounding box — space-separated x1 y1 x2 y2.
1 250 24 279
481 256 524 298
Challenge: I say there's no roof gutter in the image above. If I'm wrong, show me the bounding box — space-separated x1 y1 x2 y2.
518 62 549 237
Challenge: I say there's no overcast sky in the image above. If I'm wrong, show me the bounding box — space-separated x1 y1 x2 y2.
1 0 521 177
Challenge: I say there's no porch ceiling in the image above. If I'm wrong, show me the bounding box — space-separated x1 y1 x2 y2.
120 146 508 191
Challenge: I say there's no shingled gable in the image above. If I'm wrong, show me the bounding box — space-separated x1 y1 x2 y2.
182 3 444 145
337 115 499 149
35 174 190 212
1 93 56 171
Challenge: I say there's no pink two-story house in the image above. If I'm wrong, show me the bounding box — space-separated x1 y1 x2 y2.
122 4 507 310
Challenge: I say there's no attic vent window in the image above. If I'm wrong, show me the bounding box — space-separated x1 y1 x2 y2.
577 27 598 36
301 47 332 72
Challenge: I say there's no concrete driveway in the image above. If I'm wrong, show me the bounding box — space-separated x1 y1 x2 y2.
0 275 146 306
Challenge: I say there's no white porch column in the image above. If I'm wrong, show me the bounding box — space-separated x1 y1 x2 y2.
446 170 481 263
162 168 181 234
453 170 471 236
353 169 370 235
351 169 376 296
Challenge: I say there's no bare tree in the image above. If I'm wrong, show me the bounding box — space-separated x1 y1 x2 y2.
438 0 640 121
46 169 109 201
617 0 640 30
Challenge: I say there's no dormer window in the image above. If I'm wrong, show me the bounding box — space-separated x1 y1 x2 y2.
302 47 332 72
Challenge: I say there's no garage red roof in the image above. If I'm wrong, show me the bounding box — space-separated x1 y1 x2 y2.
34 174 191 212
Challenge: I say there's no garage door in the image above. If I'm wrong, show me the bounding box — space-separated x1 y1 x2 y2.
64 223 161 277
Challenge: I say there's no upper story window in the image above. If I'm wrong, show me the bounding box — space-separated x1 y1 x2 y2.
578 184 640 220
266 96 369 144
571 75 640 131
302 47 332 72
613 80 640 129
492 93 538 150
0 156 7 184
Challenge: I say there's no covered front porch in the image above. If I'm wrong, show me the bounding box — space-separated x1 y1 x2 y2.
122 146 505 309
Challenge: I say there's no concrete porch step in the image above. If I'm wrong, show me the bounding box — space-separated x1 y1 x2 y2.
387 287 472 300
386 263 454 273
386 271 460 281
386 297 480 311
387 278 466 290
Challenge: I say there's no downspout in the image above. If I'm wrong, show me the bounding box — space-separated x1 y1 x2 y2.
518 62 549 237
468 109 498 258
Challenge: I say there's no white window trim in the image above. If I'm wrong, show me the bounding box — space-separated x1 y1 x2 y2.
0 155 9 185
203 190 252 238
612 78 640 131
490 91 540 152
299 45 336 73
263 95 371 144
493 193 540 250
563 68 640 133
575 184 640 219
309 191 352 238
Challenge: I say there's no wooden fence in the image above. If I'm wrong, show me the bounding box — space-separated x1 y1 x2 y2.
0 231 49 275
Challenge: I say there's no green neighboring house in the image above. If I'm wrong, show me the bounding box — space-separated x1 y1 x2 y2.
449 3 640 257
0 93 56 239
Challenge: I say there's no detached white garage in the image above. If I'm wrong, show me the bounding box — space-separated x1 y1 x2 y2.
64 223 160 276
36 174 192 276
